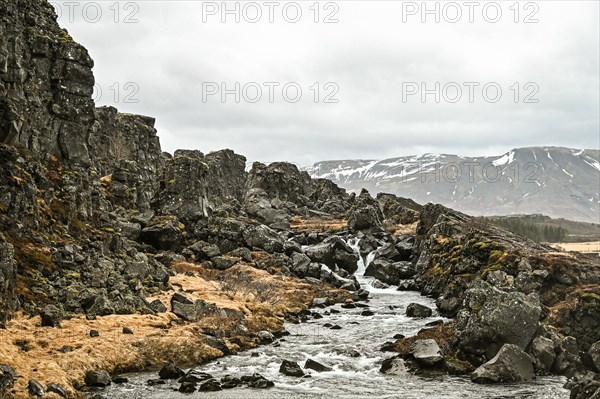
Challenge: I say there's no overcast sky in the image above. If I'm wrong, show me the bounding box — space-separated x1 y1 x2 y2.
51 0 599 166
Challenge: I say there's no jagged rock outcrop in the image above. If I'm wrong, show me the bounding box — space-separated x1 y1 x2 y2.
471 344 535 383
0 234 16 327
347 189 384 233
0 0 95 165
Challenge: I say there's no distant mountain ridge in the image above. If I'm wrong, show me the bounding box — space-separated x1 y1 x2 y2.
305 147 600 223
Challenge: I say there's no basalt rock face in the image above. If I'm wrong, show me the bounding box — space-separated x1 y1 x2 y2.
408 202 600 389
0 0 96 165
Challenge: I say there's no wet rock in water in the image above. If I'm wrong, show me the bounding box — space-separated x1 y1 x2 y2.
406 303 433 318
242 373 274 389
112 376 128 384
28 379 45 396
85 370 112 387
89 330 100 337
147 379 166 386
199 379 222 391
159 363 185 380
220 375 241 389
397 281 417 291
341 303 356 309
312 297 330 308
381 341 397 352
179 381 197 393
530 336 556 372
40 305 63 328
304 359 333 372
471 344 535 383
361 310 375 316
371 280 390 289
330 325 342 330
393 334 406 340
258 330 275 344
179 370 213 384
380 357 410 375
47 383 67 397
365 258 415 285
412 339 444 366
122 327 134 334
425 320 444 327
279 360 305 377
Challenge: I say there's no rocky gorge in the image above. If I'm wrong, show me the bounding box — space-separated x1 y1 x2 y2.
1 1 600 398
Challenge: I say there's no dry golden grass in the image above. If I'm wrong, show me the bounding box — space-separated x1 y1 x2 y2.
290 216 348 233
387 222 418 236
551 241 600 254
0 262 340 399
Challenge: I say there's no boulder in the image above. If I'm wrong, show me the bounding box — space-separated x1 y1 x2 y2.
140 216 184 251
279 360 305 377
0 365 15 394
28 380 45 396
347 189 384 233
365 259 414 285
85 370 112 387
412 339 443 366
406 303 433 318
305 237 359 274
380 357 410 375
242 224 284 253
159 363 185 379
199 379 222 391
530 336 556 371
242 373 274 389
211 256 239 270
47 383 67 397
258 331 275 344
471 344 534 383
149 299 167 313
458 290 542 359
178 382 196 393
187 241 221 260
304 359 333 372
172 300 217 322
40 304 63 328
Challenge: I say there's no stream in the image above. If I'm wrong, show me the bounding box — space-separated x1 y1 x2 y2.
102 240 569 398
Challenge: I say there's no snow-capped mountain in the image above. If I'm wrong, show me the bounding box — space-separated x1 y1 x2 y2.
305 147 600 223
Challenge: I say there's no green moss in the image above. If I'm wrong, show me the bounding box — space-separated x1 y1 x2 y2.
58 29 73 43
489 250 505 262
450 257 459 264
580 293 600 301
101 227 116 233
27 249 55 270
65 272 81 279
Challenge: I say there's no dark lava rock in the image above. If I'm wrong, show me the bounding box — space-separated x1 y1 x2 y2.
47 383 67 397
40 305 63 328
304 358 333 372
471 344 534 383
59 345 73 353
361 310 375 316
393 334 406 340
279 360 305 377
381 341 397 352
243 373 275 389
171 291 193 305
406 303 433 318
199 378 222 391
112 376 128 384
425 320 444 327
220 375 241 389
89 329 100 337
179 370 213 384
147 379 166 386
159 363 185 380
341 303 356 309
122 327 134 334
172 299 217 322
178 381 197 393
28 379 45 396
0 365 16 393
85 370 112 387
330 325 342 330
149 299 167 313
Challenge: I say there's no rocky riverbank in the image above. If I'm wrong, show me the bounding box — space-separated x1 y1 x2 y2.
0 1 599 398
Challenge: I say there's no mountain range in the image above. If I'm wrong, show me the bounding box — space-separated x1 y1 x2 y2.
305 147 600 223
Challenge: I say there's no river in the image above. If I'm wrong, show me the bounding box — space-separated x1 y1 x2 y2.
101 240 569 399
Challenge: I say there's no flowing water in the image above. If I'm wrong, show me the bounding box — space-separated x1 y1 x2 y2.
102 241 569 399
